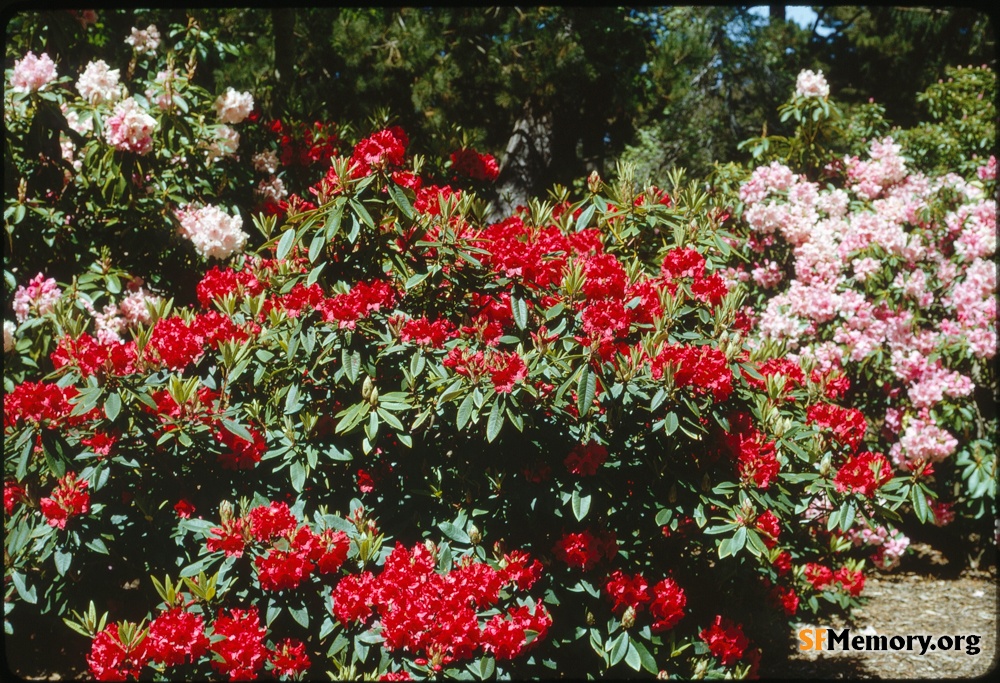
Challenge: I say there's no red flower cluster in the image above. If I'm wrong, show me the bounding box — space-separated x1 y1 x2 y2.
564 441 609 476
450 148 500 182
350 126 408 178
331 542 549 665
143 607 210 667
148 316 204 370
834 566 865 596
255 525 350 591
553 529 618 570
51 333 140 377
699 615 750 667
4 481 26 515
807 402 867 451
319 280 397 329
649 578 687 632
196 264 266 308
3 381 97 430
660 247 728 306
833 451 892 497
650 344 734 403
267 638 311 677
86 623 144 681
604 570 651 615
413 184 461 216
803 562 834 589
397 316 459 348
210 608 268 680
754 510 781 548
722 412 780 489
39 471 90 529
742 357 805 396
267 118 339 168
215 425 267 471
768 584 799 615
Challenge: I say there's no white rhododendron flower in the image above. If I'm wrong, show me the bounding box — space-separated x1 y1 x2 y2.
175 205 248 260
76 59 122 105
125 24 160 54
795 69 829 98
203 124 240 162
3 321 16 353
104 97 157 155
10 51 58 92
213 87 254 124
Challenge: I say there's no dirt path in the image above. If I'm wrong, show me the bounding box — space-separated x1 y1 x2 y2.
766 568 998 679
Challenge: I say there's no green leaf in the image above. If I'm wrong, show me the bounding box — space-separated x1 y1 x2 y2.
104 392 121 421
388 182 415 220
577 366 597 417
664 411 678 435
486 399 503 443
910 485 932 523
11 573 37 604
571 490 592 521
438 521 471 545
624 639 642 671
631 638 658 674
289 461 306 493
512 296 528 329
288 603 310 628
276 228 296 261
456 393 475 431
575 202 596 231
308 231 325 263
220 419 253 443
607 632 629 666
54 548 72 576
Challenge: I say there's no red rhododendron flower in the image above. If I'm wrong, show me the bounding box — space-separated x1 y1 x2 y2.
807 402 867 451
86 623 143 681
833 451 892 497
173 499 195 518
39 472 90 529
604 570 652 615
268 638 311 677
80 431 117 458
742 358 805 396
399 316 458 348
148 316 204 370
206 518 248 557
488 351 528 393
564 441 609 477
144 607 210 667
650 344 733 403
699 615 750 667
754 510 781 549
4 381 96 430
450 148 500 182
499 550 544 591
803 562 834 590
4 481 26 515
769 585 799 615
350 127 408 178
331 571 377 625
247 502 298 542
649 578 687 632
553 529 617 570
660 248 706 280
215 425 266 471
210 608 268 680
773 550 792 575
722 413 780 489
481 601 552 660
256 548 314 591
834 566 865 596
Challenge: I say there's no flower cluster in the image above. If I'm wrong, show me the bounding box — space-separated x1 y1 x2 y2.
175 204 248 260
213 87 254 125
331 542 549 666
104 97 157 155
76 59 122 106
39 472 91 529
450 148 500 182
794 69 829 98
553 529 618 570
10 51 58 92
13 273 62 322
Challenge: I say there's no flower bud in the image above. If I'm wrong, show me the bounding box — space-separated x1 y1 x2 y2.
621 605 636 629
468 523 481 546
586 610 596 626
361 376 373 400
668 483 678 504
368 385 379 406
219 499 233 523
587 170 602 194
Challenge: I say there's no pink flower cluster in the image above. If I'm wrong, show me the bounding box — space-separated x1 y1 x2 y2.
213 87 254 124
11 51 58 92
794 69 829 98
76 59 121 105
104 97 157 154
13 273 62 322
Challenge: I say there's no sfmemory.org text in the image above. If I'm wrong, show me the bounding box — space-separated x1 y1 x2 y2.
799 628 982 656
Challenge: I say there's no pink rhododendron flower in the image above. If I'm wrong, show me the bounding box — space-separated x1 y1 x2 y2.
11 51 57 92
175 204 248 260
795 69 829 98
76 59 121 105
213 87 254 124
104 97 156 154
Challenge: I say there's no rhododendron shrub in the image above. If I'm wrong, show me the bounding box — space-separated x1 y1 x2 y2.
4 120 912 679
4 19 259 302
724 69 997 566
